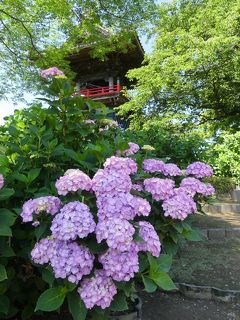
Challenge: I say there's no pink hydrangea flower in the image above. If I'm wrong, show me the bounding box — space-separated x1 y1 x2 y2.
0 174 4 190
162 163 182 176
78 270 117 309
135 221 161 257
124 142 140 156
40 67 65 78
142 159 165 173
55 169 92 195
144 178 175 201
186 162 213 178
103 156 137 174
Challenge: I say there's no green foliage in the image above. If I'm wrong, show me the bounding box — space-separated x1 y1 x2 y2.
205 131 240 183
205 176 236 195
120 0 240 130
0 76 126 319
123 120 208 167
0 0 156 97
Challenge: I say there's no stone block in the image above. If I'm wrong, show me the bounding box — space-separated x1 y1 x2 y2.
225 228 240 239
208 228 226 240
231 190 240 202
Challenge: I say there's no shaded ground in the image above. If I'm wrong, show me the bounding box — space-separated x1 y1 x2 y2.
170 238 240 290
141 291 240 320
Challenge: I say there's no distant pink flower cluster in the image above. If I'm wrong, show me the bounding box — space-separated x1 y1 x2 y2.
0 174 4 190
40 67 65 78
143 159 181 176
116 142 140 157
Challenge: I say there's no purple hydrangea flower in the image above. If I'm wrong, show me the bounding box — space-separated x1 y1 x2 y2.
135 221 161 257
97 193 150 221
96 218 135 252
186 162 213 178
162 192 197 220
55 169 92 195
142 159 165 173
162 163 182 176
103 156 137 174
21 196 61 223
40 67 65 78
31 237 57 265
0 174 4 190
99 248 139 281
51 201 96 241
50 241 94 283
124 142 140 156
78 270 117 309
92 169 132 196
144 178 175 201
132 183 144 192
180 177 215 196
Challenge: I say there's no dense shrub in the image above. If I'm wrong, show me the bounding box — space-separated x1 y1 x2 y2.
0 71 215 319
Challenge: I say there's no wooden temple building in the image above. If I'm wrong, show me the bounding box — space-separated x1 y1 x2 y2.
68 34 144 108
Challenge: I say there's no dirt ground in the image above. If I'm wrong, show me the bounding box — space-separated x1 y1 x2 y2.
170 238 240 290
141 291 240 320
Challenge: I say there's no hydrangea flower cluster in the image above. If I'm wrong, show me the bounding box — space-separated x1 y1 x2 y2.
124 142 140 156
55 169 92 195
40 67 65 78
78 270 117 309
31 238 94 283
22 144 214 312
0 174 4 190
20 196 61 223
180 177 215 196
144 178 175 201
186 161 214 178
162 193 197 220
51 201 96 241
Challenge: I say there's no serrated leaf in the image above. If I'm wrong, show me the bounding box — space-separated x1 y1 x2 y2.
110 291 128 312
27 168 41 183
142 276 157 293
0 295 10 314
0 188 15 201
0 265 7 281
67 291 87 320
35 287 66 311
0 209 17 226
0 225 12 236
42 268 55 287
150 272 177 291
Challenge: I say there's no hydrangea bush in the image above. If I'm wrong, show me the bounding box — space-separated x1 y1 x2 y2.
0 69 215 319
20 143 214 318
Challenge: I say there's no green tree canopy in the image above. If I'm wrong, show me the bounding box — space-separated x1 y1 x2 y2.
0 0 155 97
119 0 240 131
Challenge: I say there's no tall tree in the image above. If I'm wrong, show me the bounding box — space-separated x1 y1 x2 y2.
0 0 156 97
120 0 240 130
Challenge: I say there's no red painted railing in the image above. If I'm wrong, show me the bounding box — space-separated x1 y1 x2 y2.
79 84 121 98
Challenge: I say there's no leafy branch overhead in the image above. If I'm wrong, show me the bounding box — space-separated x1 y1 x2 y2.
0 0 156 97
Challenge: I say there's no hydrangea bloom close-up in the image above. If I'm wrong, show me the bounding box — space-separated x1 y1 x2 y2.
50 241 94 283
0 174 4 190
78 270 117 309
55 169 92 195
162 163 182 176
40 67 65 78
135 221 161 257
92 169 132 196
144 178 175 201
142 159 165 173
99 248 139 282
103 156 137 174
124 142 140 156
162 192 197 220
21 196 61 223
50 201 96 241
31 237 57 265
180 177 215 196
97 193 150 221
96 218 135 251
186 161 214 178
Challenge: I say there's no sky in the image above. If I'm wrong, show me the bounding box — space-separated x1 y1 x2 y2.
0 0 171 124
